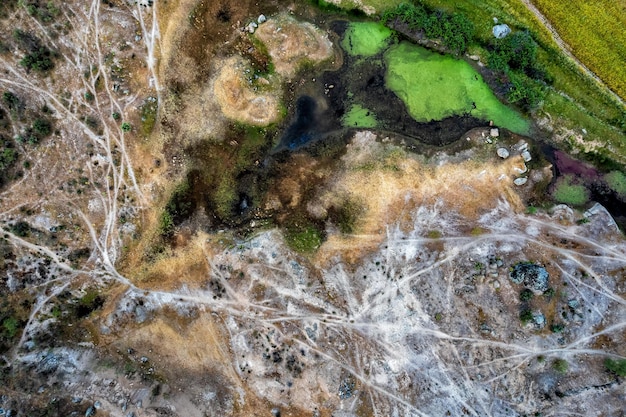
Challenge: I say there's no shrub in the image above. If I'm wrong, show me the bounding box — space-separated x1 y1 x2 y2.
604 358 626 377
32 118 52 136
2 91 19 111
20 47 55 72
519 288 534 302
550 323 565 333
520 308 533 324
553 358 568 374
121 122 131 132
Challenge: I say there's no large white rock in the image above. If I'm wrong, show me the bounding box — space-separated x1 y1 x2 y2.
497 147 509 159
492 24 511 39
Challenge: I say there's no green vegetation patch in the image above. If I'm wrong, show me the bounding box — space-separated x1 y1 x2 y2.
341 22 392 57
384 42 529 133
533 0 626 100
382 2 474 55
604 358 626 377
552 175 589 206
605 171 626 198
284 217 324 253
342 104 378 128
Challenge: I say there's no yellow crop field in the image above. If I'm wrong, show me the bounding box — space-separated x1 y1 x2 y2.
533 0 626 99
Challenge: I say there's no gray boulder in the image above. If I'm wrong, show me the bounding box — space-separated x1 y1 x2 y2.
492 24 511 39
509 263 549 293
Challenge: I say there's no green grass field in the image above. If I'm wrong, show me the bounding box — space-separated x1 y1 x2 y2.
533 0 626 100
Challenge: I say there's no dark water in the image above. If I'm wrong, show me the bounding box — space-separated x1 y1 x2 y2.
278 96 326 151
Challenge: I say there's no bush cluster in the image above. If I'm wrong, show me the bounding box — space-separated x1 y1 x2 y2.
488 31 549 110
382 2 474 55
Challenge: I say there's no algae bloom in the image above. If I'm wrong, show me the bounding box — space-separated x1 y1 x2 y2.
342 104 378 128
341 22 392 57
385 42 529 134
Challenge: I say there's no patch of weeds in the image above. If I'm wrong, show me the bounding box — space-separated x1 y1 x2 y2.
550 323 565 333
470 227 485 235
140 96 158 136
552 358 568 374
526 206 537 215
160 179 194 237
427 230 442 239
576 217 590 225
605 170 626 198
520 308 533 325
604 358 626 377
552 175 589 206
519 288 534 302
284 218 324 254
75 289 105 318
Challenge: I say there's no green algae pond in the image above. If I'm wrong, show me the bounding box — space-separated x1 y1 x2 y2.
341 21 393 57
384 42 530 134
338 22 530 135
342 104 378 128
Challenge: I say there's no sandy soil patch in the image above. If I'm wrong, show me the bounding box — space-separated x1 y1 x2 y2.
254 13 335 78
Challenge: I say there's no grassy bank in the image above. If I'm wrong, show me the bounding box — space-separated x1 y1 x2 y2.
532 0 626 100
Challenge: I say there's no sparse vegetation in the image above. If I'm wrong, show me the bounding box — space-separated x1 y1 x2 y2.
284 219 323 253
552 358 568 374
604 358 626 377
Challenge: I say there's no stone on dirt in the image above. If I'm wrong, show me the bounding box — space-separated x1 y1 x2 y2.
509 263 549 293
497 147 509 159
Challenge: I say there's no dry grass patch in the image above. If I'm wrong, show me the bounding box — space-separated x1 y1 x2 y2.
254 13 335 78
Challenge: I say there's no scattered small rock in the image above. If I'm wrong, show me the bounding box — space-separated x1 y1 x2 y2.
497 147 510 159
258 14 267 24
521 150 532 162
514 177 528 186
490 128 499 137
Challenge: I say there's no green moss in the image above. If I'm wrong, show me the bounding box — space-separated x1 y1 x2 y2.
284 220 323 253
552 175 589 206
384 42 529 133
342 104 378 128
605 171 626 197
341 22 392 57
604 358 626 377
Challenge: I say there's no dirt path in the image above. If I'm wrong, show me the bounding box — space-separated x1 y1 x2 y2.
522 0 625 107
